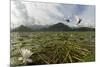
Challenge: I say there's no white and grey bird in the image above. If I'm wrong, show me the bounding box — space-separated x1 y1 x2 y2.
75 16 82 25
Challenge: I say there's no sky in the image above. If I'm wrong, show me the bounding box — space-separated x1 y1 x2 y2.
11 0 95 28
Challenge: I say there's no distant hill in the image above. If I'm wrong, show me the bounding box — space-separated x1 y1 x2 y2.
11 25 33 32
72 27 95 31
27 25 49 30
41 23 71 31
11 23 95 32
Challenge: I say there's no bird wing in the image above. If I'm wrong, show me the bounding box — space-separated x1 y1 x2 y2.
75 16 80 22
75 16 81 25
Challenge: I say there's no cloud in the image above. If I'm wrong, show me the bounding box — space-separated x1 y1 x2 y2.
11 0 35 28
11 0 95 28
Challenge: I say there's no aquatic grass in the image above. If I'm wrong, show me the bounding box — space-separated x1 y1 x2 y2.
10 31 95 65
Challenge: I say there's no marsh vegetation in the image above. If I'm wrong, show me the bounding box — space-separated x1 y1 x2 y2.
10 31 95 66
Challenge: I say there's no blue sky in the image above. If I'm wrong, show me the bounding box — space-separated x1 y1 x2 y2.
11 0 95 28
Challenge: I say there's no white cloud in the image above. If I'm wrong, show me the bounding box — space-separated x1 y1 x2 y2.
11 0 95 28
11 0 29 28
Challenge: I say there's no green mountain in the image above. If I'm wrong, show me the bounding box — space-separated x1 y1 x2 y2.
12 25 33 32
11 23 95 32
42 23 71 31
72 27 95 31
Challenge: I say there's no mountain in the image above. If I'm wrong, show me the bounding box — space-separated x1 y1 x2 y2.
42 23 71 31
72 27 95 31
11 23 95 32
11 25 33 32
27 25 49 30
